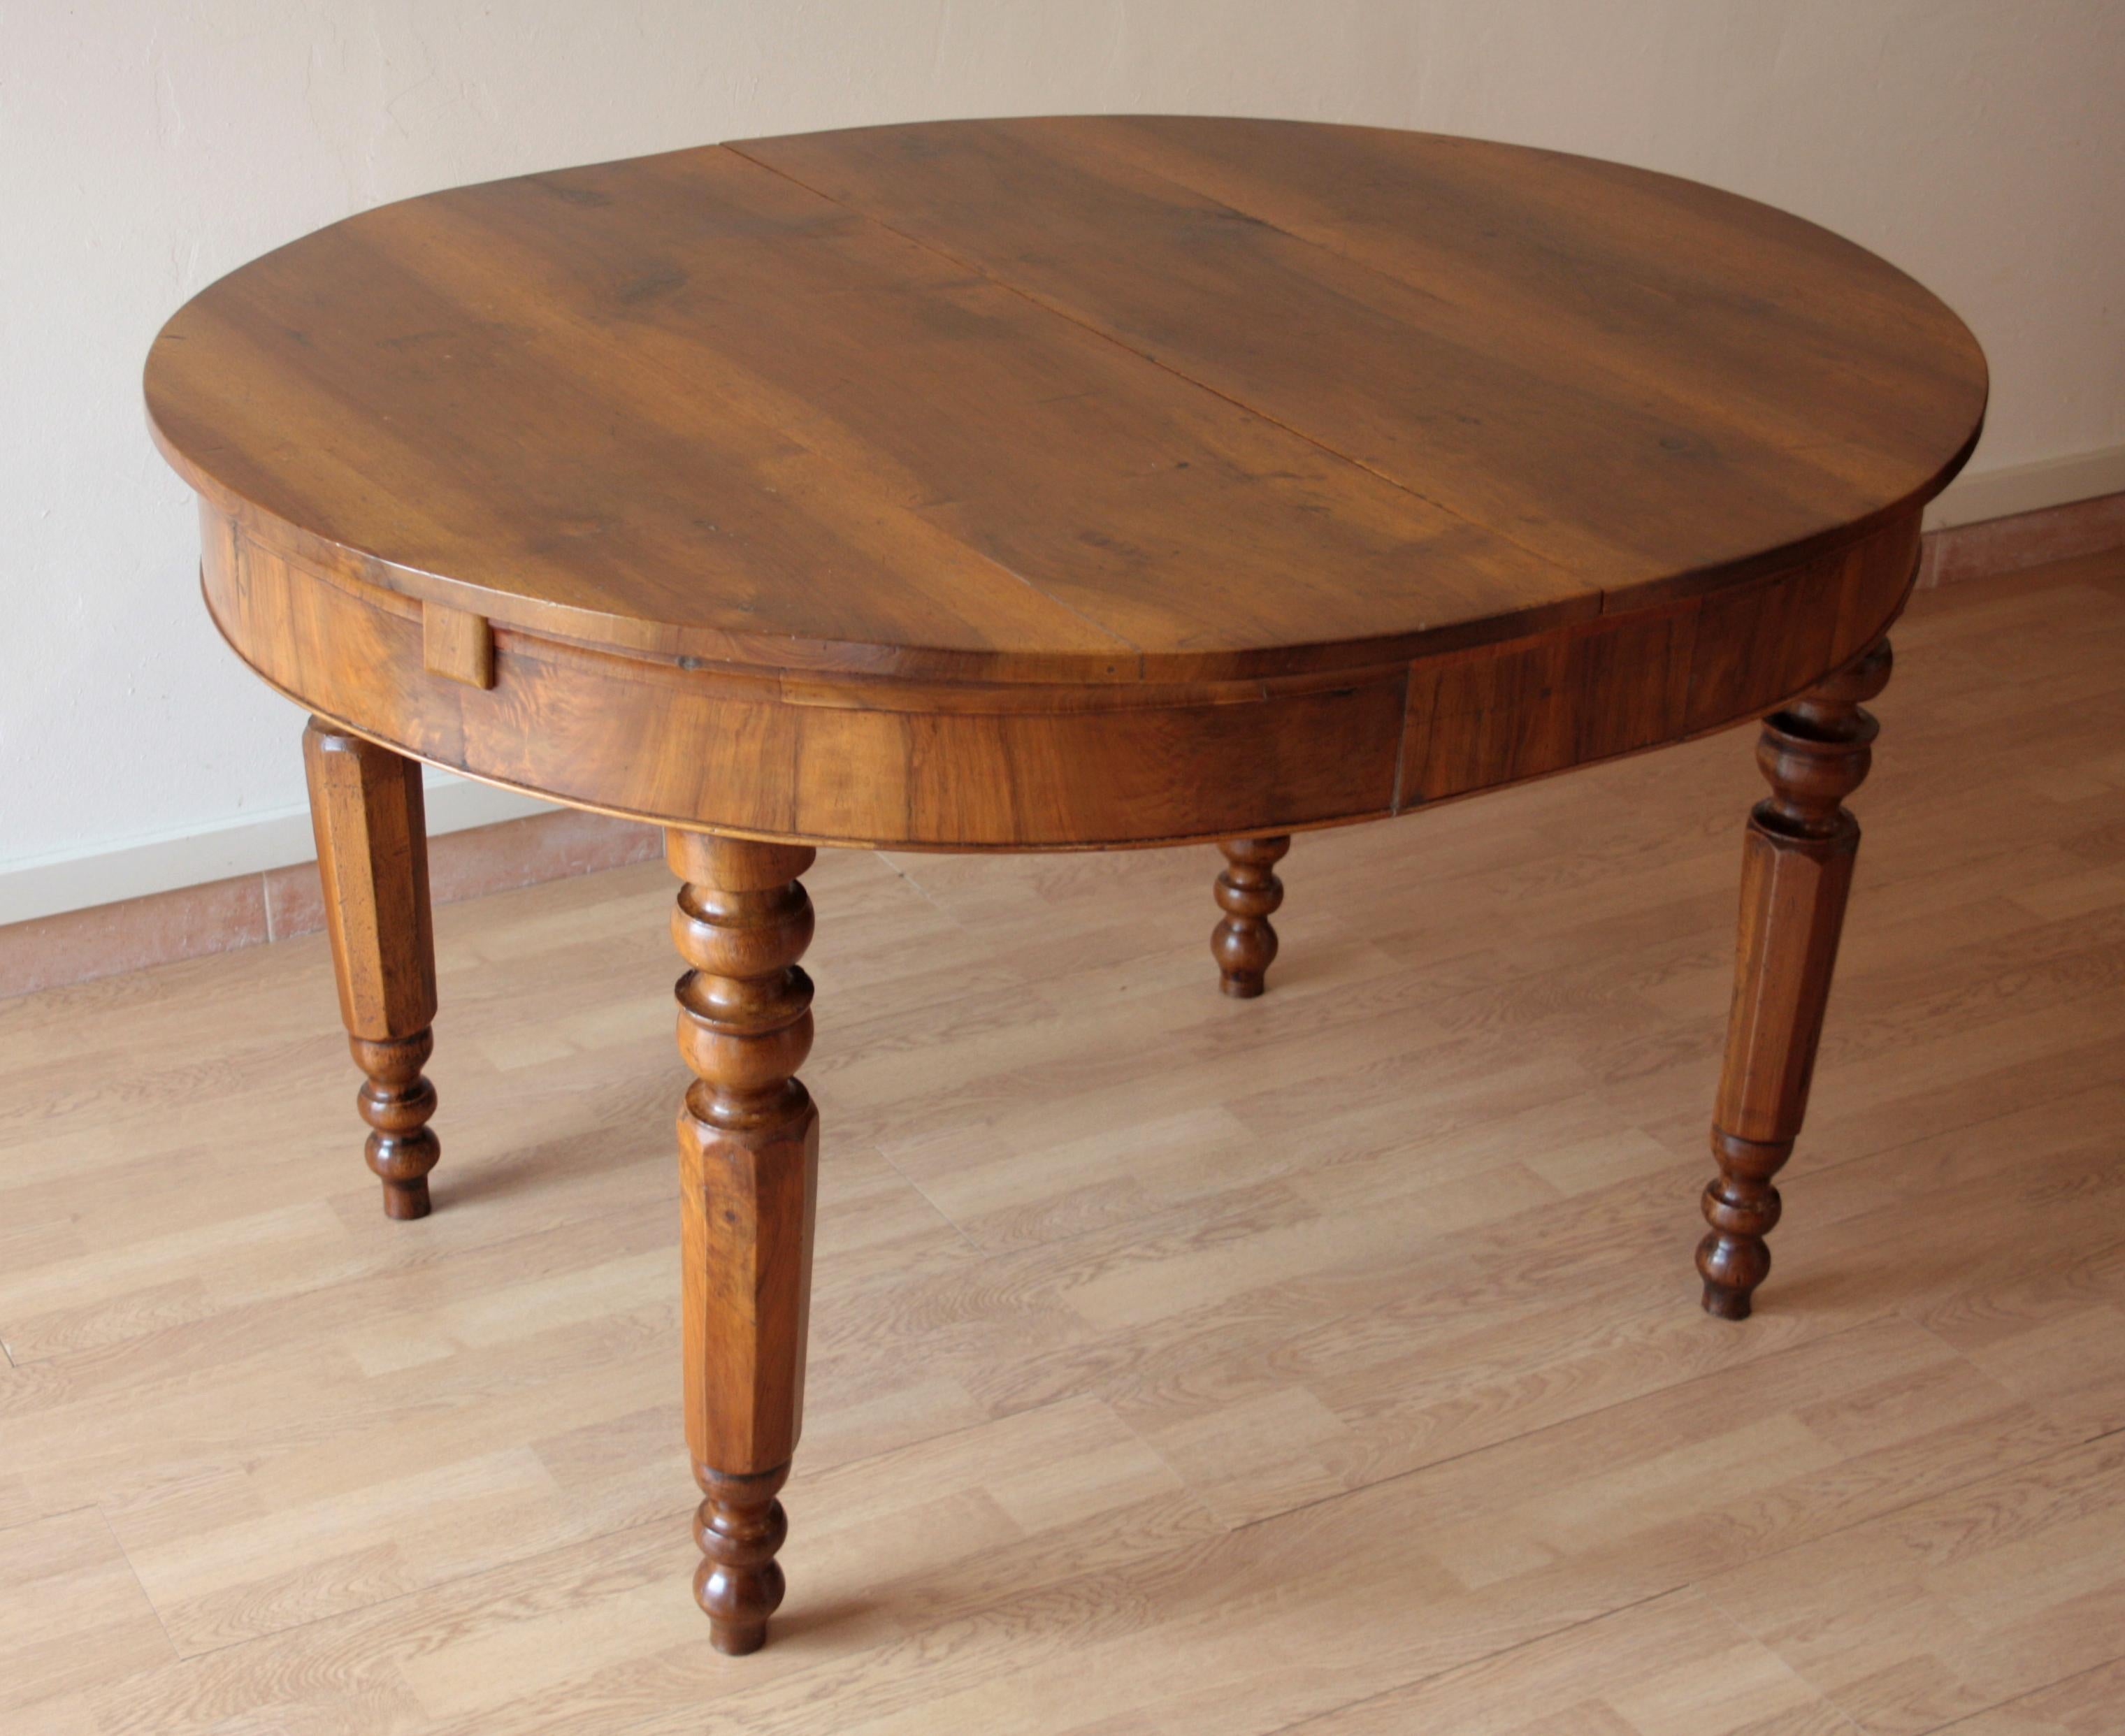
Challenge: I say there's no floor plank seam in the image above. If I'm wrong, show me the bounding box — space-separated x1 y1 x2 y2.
1220 1303 2089 1587
0 1499 101 1538
1922 1651 2125 1735
100 1504 182 1665
153 1506 685 1668
1693 1590 1875 1736
1263 1583 1691 1736
861 1138 990 1258
1202 1288 1864 1539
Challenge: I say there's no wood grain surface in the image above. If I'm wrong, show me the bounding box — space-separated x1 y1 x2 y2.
194 498 1922 849
147 117 1985 679
145 117 1984 846
2 554 2119 1731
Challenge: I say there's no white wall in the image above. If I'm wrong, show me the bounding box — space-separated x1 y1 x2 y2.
4 0 2122 913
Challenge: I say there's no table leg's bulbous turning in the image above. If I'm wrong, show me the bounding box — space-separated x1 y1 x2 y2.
349 1032 440 1220
1212 835 1291 997
1701 641 1893 1319
693 1463 791 1656
302 720 441 1220
667 831 821 1655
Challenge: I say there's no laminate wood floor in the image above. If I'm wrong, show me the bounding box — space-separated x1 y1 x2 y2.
3 551 2122 1736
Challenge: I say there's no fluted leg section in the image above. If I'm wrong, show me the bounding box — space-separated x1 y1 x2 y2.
1212 835 1290 997
668 830 820 1656
1701 641 1892 1319
303 720 440 1220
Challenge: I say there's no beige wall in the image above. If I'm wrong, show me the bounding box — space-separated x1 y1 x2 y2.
3 0 2121 913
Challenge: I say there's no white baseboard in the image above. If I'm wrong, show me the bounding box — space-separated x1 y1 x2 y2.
1924 442 2125 531
0 774 554 927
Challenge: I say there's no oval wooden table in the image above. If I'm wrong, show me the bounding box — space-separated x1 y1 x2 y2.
145 116 1988 1655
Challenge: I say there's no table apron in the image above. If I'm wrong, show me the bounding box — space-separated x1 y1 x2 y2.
199 504 1920 851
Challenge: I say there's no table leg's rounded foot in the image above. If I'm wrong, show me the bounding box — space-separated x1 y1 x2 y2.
1212 836 1289 999
1699 1245 1759 1319
694 1465 790 1654
1697 1150 1778 1322
709 1616 770 1657
352 1032 439 1221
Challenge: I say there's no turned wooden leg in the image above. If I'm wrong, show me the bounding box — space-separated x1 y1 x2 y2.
1212 835 1290 997
1700 641 1892 1319
667 830 820 1656
302 719 440 1220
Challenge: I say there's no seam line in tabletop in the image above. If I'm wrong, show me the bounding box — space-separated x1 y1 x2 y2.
721 142 1592 602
